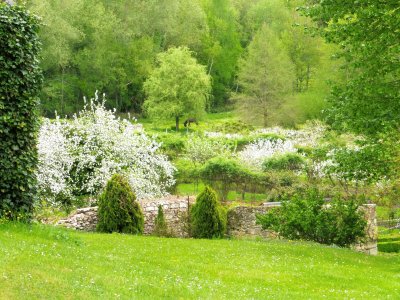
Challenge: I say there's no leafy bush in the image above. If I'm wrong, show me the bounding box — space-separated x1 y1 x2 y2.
257 189 366 247
190 186 226 238
0 4 42 219
153 205 170 237
97 174 144 234
263 153 305 171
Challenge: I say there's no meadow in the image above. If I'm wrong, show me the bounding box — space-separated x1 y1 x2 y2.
1 222 399 300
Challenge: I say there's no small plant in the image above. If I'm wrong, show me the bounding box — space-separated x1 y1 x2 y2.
97 174 144 234
257 189 367 247
153 205 170 237
190 186 227 239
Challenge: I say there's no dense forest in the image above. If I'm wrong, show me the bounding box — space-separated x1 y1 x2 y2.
26 0 340 126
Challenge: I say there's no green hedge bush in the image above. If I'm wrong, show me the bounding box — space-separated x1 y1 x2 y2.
257 189 367 247
263 153 305 171
97 174 144 234
190 186 226 238
0 4 42 220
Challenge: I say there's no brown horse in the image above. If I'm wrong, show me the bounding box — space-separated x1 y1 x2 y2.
184 118 198 127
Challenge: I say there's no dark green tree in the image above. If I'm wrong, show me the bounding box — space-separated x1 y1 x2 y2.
97 174 144 234
190 186 226 238
0 3 42 219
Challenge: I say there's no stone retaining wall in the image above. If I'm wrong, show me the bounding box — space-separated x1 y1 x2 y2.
57 196 195 237
56 198 377 254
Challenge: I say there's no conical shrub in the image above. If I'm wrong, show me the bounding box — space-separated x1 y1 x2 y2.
190 186 226 238
97 174 144 234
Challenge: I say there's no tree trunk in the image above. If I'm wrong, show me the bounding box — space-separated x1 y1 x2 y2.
175 116 179 131
263 110 268 127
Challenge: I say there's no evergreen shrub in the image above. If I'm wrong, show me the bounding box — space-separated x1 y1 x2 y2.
97 174 144 234
190 186 226 238
153 205 170 237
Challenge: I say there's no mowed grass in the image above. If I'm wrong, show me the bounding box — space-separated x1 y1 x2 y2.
1 223 399 299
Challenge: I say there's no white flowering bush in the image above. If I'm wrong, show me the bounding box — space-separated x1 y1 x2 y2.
37 93 175 205
184 134 232 165
238 139 297 170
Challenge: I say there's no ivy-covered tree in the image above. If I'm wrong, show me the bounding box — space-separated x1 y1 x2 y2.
0 3 42 219
143 47 211 131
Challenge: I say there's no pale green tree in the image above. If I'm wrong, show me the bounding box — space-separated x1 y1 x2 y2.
235 24 295 126
143 47 211 131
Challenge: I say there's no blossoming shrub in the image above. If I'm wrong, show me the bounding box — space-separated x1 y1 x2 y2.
256 189 366 247
37 93 175 206
97 174 144 234
238 139 297 170
190 186 226 239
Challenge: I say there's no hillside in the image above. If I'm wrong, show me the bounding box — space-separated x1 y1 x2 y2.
1 222 399 299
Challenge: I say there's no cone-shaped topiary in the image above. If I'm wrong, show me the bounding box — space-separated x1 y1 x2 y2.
190 186 227 238
97 174 144 234
153 205 170 237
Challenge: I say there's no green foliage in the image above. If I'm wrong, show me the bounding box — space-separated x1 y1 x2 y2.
302 1 400 136
190 186 226 238
263 153 305 171
97 174 144 234
0 4 42 220
257 189 367 247
143 47 211 131
153 205 170 237
235 24 295 126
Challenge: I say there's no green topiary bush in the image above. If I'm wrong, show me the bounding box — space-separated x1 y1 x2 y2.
97 174 144 234
153 205 171 237
0 3 42 220
257 189 367 247
190 186 226 239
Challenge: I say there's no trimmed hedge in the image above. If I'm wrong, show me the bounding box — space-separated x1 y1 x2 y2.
97 174 144 234
0 4 42 219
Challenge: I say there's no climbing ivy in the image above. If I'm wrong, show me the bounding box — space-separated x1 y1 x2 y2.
0 3 42 219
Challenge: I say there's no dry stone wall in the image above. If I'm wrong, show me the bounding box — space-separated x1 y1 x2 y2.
56 198 377 254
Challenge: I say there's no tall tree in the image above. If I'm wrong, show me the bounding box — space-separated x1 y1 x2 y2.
302 0 400 135
235 25 294 126
200 0 243 108
143 47 211 131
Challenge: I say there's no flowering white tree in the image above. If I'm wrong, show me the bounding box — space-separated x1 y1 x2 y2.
37 93 175 204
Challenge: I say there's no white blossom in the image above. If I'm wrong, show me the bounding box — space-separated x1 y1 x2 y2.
37 93 175 204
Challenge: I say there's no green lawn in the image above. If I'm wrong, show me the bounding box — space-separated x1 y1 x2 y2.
1 222 399 299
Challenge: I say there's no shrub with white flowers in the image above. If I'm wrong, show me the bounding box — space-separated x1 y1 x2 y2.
37 93 175 205
238 139 297 170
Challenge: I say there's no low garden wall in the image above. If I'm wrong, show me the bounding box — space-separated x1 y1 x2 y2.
56 198 377 255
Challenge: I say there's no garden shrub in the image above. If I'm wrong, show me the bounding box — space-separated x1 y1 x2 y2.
0 4 42 220
190 186 226 238
257 189 367 247
263 153 305 171
37 94 176 205
97 174 144 234
153 205 170 237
